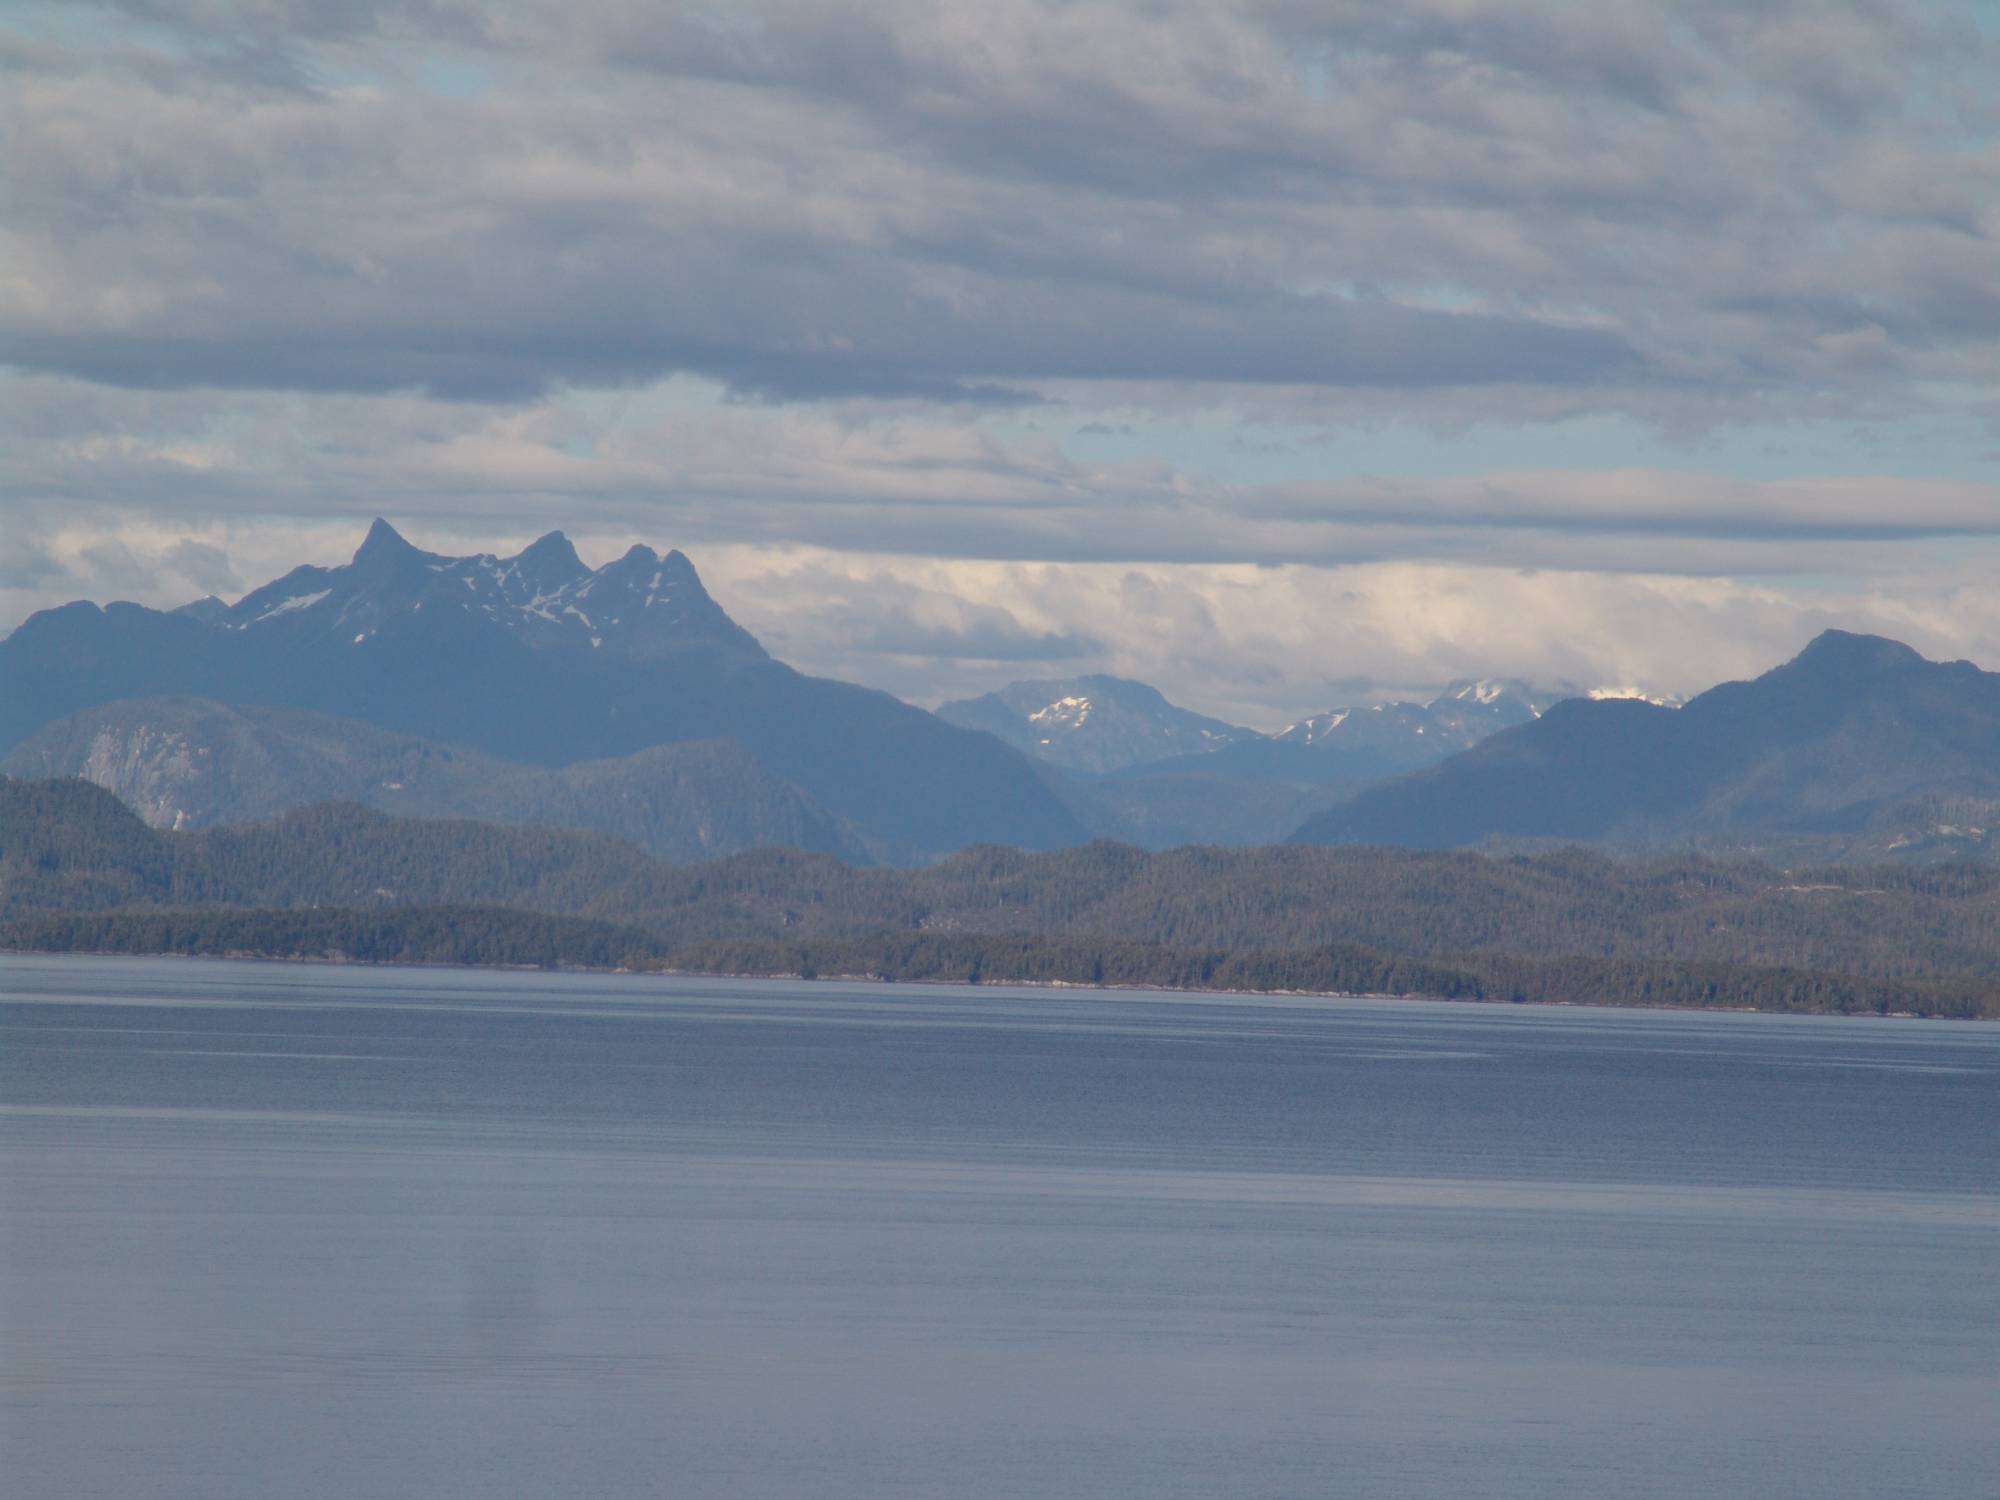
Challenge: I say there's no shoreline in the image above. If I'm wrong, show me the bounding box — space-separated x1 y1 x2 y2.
0 943 1955 1021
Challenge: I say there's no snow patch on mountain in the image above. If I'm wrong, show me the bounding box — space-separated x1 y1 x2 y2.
211 521 765 665
937 675 1255 774
252 589 330 622
1587 685 1685 707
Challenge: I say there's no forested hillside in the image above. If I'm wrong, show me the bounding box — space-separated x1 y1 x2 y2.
8 777 2000 1015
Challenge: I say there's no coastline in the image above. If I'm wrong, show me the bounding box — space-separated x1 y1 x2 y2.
0 943 1961 1021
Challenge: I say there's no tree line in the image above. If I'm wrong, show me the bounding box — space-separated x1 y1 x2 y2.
6 904 1993 1019
5 775 1999 1016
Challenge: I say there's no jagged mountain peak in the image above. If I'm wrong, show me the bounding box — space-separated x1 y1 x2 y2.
209 521 764 663
1430 676 1565 716
1437 677 1521 706
0 519 1090 860
352 516 423 567
514 529 587 582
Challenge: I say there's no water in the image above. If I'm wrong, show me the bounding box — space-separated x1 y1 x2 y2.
4 955 1996 1499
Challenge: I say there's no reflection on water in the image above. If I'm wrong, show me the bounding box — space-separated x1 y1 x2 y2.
4 955 1997 1499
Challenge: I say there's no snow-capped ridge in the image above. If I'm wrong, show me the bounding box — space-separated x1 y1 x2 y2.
936 674 1254 774
1586 685 1684 707
1272 677 1560 764
213 522 765 663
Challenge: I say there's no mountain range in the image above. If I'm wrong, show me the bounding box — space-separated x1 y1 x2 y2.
940 674 1559 780
935 674 1566 847
0 521 1082 861
3 521 1995 864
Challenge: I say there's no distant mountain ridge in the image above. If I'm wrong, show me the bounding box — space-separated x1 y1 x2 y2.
1292 630 2000 859
1270 678 1558 773
224 519 767 663
936 674 1255 773
942 674 1560 783
0 521 1085 860
6 522 1995 864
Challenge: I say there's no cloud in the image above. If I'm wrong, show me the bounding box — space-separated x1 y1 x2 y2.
0 535 66 589
163 538 239 593
695 544 2000 726
7 501 1997 727
2 0 1992 415
708 561 1098 669
3 378 1991 581
2 2 1994 725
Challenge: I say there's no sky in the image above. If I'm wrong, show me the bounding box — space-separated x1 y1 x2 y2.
3 0 1997 728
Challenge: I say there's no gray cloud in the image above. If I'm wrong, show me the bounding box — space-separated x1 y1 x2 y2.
701 545 2000 726
163 538 239 592
3 1 1994 716
77 539 153 596
0 535 67 589
3 380 1991 581
4 0 1992 413
746 565 1099 667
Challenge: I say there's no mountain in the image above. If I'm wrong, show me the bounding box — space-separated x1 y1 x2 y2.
0 521 1086 860
1291 631 2000 858
1273 678 1558 772
935 674 1255 774
938 673 1554 783
0 697 869 863
934 673 1561 846
1047 677 1557 846
224 519 767 663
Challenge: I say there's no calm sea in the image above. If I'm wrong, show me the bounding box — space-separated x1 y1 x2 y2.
3 954 1996 1499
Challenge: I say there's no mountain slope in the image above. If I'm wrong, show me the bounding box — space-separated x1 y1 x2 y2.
1292 631 2000 857
0 697 870 863
936 674 1254 773
0 777 670 920
0 522 1085 859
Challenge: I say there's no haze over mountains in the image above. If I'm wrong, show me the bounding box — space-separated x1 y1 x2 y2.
3 521 1995 865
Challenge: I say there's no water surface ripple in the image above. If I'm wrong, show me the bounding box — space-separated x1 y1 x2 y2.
4 955 1995 1498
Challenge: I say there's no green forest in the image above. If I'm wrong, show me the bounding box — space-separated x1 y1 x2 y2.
5 777 1998 1017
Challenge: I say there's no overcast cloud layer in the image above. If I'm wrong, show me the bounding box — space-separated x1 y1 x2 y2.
3 0 1996 723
